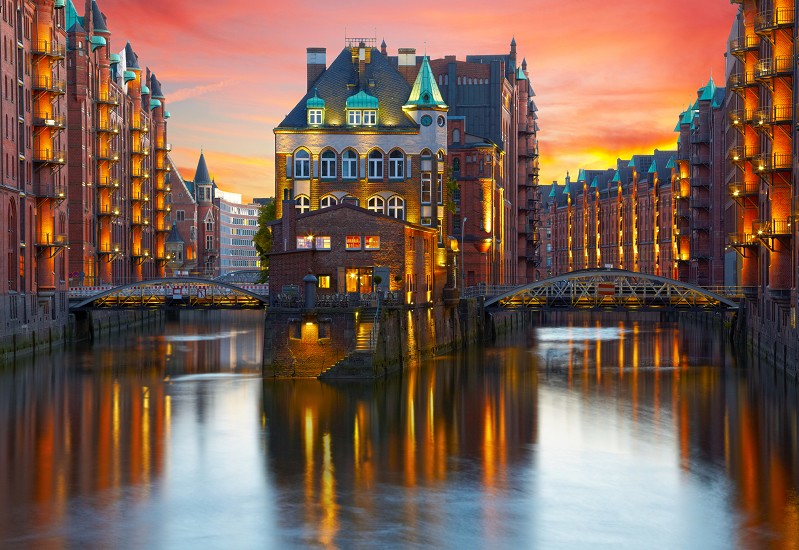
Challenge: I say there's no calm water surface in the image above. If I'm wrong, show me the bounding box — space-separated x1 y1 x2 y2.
0 311 797 549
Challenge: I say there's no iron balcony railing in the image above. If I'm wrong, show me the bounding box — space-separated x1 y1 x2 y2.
33 149 66 164
755 56 793 80
729 71 756 89
728 145 761 162
32 75 66 94
754 218 792 236
96 148 119 161
728 181 759 197
96 91 120 105
728 233 757 247
754 105 793 126
36 233 68 246
729 34 759 55
728 108 754 126
98 243 122 254
96 119 120 133
31 40 66 58
35 182 66 199
753 153 792 172
690 177 710 188
754 8 794 33
96 176 119 189
33 114 66 128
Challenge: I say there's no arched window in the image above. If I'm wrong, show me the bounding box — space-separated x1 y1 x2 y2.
294 150 310 179
320 195 337 208
437 150 445 162
452 157 461 172
368 150 383 180
452 129 461 144
387 196 405 220
444 75 448 85
389 150 404 180
342 150 357 179
367 195 385 214
320 150 336 179
438 75 443 85
295 195 310 214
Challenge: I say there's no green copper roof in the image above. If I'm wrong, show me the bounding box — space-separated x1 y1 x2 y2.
306 89 325 109
516 67 527 81
681 108 693 125
648 160 657 174
590 176 599 188
563 179 571 195
150 99 162 111
346 90 378 109
90 35 106 51
109 53 121 64
404 56 447 109
66 0 84 31
612 170 621 183
164 111 171 119
141 85 150 95
666 157 675 169
700 76 716 101
577 168 586 182
674 120 682 132
628 159 636 168
123 70 136 83
549 184 557 198
54 0 65 8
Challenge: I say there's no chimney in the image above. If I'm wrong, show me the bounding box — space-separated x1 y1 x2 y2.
307 47 326 91
358 41 367 90
398 47 417 85
281 189 296 252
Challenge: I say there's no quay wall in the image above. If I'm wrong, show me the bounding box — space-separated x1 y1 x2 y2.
735 301 799 381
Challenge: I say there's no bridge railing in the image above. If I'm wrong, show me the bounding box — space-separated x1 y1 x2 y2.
69 282 269 299
469 282 746 302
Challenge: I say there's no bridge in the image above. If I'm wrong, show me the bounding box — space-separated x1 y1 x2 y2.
480 269 739 311
70 277 269 310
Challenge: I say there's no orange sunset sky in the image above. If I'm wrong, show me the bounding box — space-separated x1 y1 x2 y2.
98 0 739 201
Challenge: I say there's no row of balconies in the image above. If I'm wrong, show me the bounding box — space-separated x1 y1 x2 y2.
730 147 792 172
754 8 795 34
32 75 65 94
730 105 792 127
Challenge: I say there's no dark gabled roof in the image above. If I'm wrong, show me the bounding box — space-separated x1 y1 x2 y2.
125 42 140 70
150 73 165 100
91 0 109 34
651 149 678 185
277 47 417 130
165 222 184 244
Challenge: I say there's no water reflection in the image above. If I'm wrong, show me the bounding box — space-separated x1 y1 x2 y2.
0 313 796 548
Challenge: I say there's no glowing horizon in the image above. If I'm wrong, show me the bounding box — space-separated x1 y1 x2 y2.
97 0 738 201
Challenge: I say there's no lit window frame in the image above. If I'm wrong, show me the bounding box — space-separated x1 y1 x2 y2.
307 109 323 125
363 109 377 125
320 150 336 179
364 235 380 250
347 110 362 125
345 235 362 250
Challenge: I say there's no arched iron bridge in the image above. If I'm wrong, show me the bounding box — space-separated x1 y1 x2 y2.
484 269 739 311
70 278 269 310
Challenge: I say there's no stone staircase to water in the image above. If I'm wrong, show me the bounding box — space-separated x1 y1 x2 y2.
319 311 379 379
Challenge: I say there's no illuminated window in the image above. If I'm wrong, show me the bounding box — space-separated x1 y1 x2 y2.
368 150 383 180
348 110 361 125
294 150 310 179
320 150 336 179
314 236 331 250
437 173 443 205
421 173 432 204
295 195 310 213
387 195 405 219
389 150 404 179
365 236 380 250
296 236 313 249
320 195 337 208
363 110 377 125
368 196 385 214
308 109 323 125
437 218 443 244
318 275 331 289
346 235 362 250
342 150 357 179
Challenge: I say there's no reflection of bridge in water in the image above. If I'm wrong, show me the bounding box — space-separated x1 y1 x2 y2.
472 269 740 312
69 277 269 310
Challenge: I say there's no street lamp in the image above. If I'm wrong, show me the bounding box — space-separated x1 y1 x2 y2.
461 216 467 292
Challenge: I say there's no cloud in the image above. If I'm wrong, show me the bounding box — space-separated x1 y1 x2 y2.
168 80 233 104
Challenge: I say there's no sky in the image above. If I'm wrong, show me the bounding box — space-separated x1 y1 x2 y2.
97 0 739 201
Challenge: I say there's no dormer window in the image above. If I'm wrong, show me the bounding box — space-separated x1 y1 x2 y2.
345 91 379 126
348 110 362 125
308 109 323 125
363 110 376 125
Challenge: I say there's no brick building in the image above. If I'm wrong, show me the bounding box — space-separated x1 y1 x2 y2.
269 200 441 305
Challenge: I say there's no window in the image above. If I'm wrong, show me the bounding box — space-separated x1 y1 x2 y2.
348 110 361 125
320 195 337 208
315 236 331 250
206 235 214 250
296 236 313 249
294 150 310 179
421 173 432 204
437 173 444 205
363 110 376 125
452 129 461 144
368 196 385 214
320 150 336 179
452 157 460 173
346 236 362 250
387 196 405 219
176 210 185 221
308 109 323 125
342 150 357 179
389 150 404 179
365 236 380 250
368 150 383 180
206 220 214 231
295 195 310 213
318 275 331 289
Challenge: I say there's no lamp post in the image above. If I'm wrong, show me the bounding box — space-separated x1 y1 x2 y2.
461 216 467 292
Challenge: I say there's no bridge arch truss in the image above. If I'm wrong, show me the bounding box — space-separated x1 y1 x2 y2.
485 269 739 311
71 277 268 310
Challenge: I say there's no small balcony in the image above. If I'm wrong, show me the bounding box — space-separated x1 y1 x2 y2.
131 216 151 227
690 153 710 165
155 142 172 151
96 119 120 134
729 72 756 91
755 56 793 80
130 249 151 264
97 204 121 217
754 8 794 34
690 132 710 144
130 142 149 156
728 181 758 198
690 177 710 188
31 40 66 58
753 153 792 173
691 197 711 209
131 192 150 203
755 104 792 126
728 108 754 126
96 91 120 105
130 120 149 133
32 75 65 94
728 233 757 247
33 149 66 165
154 162 172 172
33 114 66 129
35 233 68 247
728 145 761 163
96 176 120 189
730 34 759 56
35 182 66 201
131 168 150 179
96 148 119 162
97 243 122 256
754 218 792 236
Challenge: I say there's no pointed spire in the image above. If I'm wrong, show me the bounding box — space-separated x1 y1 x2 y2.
165 222 184 244
404 56 447 109
522 58 527 71
590 176 599 188
124 42 140 70
577 168 586 183
91 0 109 34
549 183 557 198
648 160 657 174
700 75 716 101
380 38 387 56
194 152 211 184
150 73 165 100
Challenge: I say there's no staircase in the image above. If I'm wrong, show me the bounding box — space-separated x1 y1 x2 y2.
318 308 380 379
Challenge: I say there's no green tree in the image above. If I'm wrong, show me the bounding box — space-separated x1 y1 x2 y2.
253 200 276 283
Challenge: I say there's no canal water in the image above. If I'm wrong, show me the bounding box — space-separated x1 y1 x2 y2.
0 311 797 549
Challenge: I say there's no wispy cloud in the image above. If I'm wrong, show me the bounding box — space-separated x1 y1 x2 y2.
168 80 233 104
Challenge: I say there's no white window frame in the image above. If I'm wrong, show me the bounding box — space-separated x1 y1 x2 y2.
314 236 331 250
389 150 404 179
307 109 323 125
387 196 405 220
342 150 357 179
320 150 336 179
296 236 313 249
363 110 377 125
421 173 432 204
364 236 380 250
437 173 444 205
294 150 310 179
368 196 385 214
320 195 337 208
295 195 310 214
368 150 383 180
348 110 361 125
